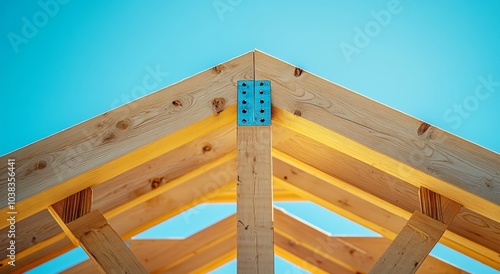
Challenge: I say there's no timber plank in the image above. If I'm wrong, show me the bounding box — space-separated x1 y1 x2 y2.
61 260 97 274
65 210 147 274
207 182 302 202
1 153 236 273
237 126 274 273
274 234 352 274
256 50 500 217
369 211 450 274
0 52 253 227
132 214 236 273
275 208 467 274
275 208 375 273
272 121 500 269
0 119 236 270
342 237 468 274
157 237 235 274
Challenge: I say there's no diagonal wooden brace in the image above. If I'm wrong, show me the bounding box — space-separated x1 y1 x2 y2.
369 187 462 274
48 188 147 274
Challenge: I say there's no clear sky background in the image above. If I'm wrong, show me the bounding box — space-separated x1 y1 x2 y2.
1 0 499 273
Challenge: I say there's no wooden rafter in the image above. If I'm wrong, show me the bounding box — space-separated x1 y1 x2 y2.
1 50 499 273
64 210 147 273
0 114 237 270
2 154 236 273
0 52 253 228
272 116 500 268
370 188 462 273
256 50 500 222
49 190 147 273
64 209 466 274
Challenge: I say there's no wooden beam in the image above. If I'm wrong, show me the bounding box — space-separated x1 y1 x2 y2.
0 118 236 271
60 258 95 274
419 187 462 225
132 214 236 273
369 189 462 274
272 121 500 269
48 189 93 246
156 236 235 274
342 237 468 274
66 210 147 274
48 189 146 273
275 207 373 273
50 188 93 224
207 182 303 202
0 52 253 228
237 125 274 273
256 50 500 219
64 208 467 274
274 235 350 274
274 220 467 274
64 214 237 273
3 154 236 273
275 208 467 274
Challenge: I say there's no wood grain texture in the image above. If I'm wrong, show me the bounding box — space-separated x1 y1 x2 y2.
237 126 274 273
273 148 410 236
0 116 235 270
275 208 376 273
157 237 235 274
48 188 94 246
0 52 253 227
273 152 500 269
60 260 97 274
1 153 237 273
369 211 449 274
0 236 72 274
63 209 467 274
66 215 238 274
256 50 500 215
66 210 147 274
133 214 236 273
419 187 462 225
51 188 93 224
275 208 467 274
272 117 500 269
274 235 351 274
341 237 468 274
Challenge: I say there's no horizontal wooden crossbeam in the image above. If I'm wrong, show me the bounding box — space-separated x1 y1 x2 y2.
64 208 465 274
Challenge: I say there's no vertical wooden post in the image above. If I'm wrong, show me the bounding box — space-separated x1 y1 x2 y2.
369 187 461 274
237 80 274 273
49 189 147 274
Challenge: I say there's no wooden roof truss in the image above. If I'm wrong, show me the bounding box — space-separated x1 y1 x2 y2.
1 50 499 273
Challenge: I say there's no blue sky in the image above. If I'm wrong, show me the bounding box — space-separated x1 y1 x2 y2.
1 0 499 273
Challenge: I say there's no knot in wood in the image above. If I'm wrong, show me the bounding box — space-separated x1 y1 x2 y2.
172 100 183 107
202 144 212 153
35 160 47 170
212 97 226 115
151 178 163 189
294 67 303 77
212 65 225 74
115 119 131 130
417 122 430 136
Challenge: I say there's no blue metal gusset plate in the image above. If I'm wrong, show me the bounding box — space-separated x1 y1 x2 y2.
254 80 271 126
237 80 254 126
237 80 271 126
